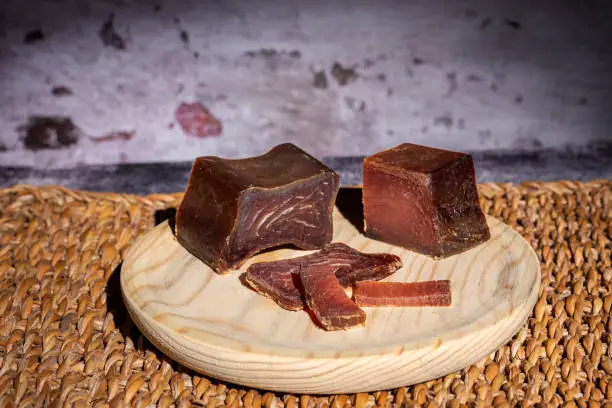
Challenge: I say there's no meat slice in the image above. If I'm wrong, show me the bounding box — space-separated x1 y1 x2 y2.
353 280 451 307
300 264 366 331
244 243 402 310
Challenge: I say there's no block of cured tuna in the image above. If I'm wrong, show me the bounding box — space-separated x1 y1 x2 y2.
175 143 340 273
363 143 490 258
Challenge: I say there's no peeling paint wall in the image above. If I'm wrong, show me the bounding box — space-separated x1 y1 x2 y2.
0 0 611 168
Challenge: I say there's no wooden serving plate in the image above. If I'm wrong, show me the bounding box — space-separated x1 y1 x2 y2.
121 206 540 394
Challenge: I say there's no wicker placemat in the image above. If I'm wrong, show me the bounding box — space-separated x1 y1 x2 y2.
0 181 609 407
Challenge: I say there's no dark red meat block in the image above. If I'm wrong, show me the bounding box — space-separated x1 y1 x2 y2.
175 102 222 137
175 143 340 273
353 280 451 307
244 243 402 310
300 264 366 331
363 143 490 258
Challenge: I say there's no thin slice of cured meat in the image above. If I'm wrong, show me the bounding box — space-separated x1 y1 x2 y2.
244 243 402 310
353 280 451 307
300 263 366 331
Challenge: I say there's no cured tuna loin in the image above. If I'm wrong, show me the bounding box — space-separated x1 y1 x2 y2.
363 143 490 258
300 264 366 331
175 143 340 273
244 243 402 310
353 280 451 307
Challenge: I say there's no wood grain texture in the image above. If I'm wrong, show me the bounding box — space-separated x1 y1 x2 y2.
121 208 540 394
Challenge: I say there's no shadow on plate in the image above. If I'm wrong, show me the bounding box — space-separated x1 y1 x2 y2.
335 187 365 233
155 207 177 233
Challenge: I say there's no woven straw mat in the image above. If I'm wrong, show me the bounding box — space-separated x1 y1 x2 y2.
0 181 610 408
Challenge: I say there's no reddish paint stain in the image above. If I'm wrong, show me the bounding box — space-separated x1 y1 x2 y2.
175 102 222 138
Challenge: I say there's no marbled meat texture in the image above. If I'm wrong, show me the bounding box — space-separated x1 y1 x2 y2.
244 243 402 310
175 143 340 273
353 280 451 307
300 263 366 331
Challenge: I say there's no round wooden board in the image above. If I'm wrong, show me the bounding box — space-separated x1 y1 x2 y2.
121 209 540 394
